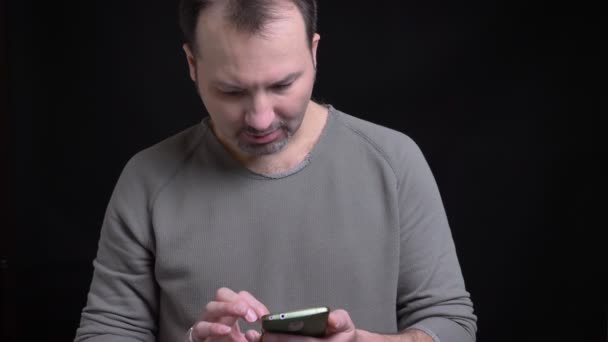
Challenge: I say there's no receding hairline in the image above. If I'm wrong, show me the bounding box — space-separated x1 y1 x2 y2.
189 0 312 56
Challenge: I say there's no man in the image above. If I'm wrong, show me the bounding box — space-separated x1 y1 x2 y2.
75 1 477 341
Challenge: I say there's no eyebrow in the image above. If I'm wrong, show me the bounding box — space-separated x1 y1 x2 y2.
213 72 302 90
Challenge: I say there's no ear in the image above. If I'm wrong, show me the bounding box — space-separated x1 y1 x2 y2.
311 33 320 69
182 43 197 82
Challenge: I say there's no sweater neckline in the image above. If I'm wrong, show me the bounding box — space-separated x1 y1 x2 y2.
200 104 336 180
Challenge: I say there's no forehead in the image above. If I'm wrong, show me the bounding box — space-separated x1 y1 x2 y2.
194 3 312 85
196 1 306 39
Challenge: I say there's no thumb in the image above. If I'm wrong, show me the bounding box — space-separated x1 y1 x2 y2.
327 310 355 334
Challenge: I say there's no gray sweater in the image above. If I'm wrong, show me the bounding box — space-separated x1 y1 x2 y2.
75 106 477 342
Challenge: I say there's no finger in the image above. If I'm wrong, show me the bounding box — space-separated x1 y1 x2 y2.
212 288 258 323
214 287 240 302
213 289 265 323
327 309 355 334
238 290 270 318
191 321 232 341
204 300 250 319
208 288 260 323
203 300 254 328
245 329 262 342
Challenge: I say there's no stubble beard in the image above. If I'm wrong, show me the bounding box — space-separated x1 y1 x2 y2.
237 125 294 156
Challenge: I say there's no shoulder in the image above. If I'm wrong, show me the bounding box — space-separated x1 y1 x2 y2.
128 123 203 173
114 122 205 200
329 106 426 175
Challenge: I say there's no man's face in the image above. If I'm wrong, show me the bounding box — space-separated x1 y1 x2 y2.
184 4 320 157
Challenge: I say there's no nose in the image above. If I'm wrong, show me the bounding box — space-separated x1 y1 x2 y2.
244 93 275 131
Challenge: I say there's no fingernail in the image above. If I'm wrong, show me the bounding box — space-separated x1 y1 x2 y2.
246 309 258 322
219 325 231 334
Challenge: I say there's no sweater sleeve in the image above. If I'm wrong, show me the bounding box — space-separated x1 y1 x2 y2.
74 155 160 342
395 136 477 342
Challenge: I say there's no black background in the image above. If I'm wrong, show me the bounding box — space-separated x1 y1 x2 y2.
2 0 604 341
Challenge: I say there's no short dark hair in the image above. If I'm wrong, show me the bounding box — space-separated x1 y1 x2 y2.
178 0 317 53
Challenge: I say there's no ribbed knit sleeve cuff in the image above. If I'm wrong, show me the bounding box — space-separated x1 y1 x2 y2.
406 317 476 342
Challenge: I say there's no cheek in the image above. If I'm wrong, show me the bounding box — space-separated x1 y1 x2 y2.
277 83 314 118
199 92 243 127
208 105 243 133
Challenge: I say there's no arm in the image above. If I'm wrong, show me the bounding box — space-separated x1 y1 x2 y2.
394 137 477 342
74 157 160 341
261 136 475 342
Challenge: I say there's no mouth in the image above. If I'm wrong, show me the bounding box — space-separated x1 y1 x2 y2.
242 129 282 144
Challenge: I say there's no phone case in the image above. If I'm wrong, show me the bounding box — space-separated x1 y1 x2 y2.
261 306 329 337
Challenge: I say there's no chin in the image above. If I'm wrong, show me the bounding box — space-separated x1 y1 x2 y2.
238 135 291 156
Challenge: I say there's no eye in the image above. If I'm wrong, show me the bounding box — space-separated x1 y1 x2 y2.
271 82 292 92
220 89 245 97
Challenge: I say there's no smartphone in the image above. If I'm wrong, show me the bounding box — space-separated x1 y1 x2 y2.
261 306 329 337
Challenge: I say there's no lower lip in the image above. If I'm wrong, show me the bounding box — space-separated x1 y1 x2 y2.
243 129 281 144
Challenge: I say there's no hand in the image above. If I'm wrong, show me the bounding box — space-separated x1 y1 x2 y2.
186 287 270 342
261 309 358 342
